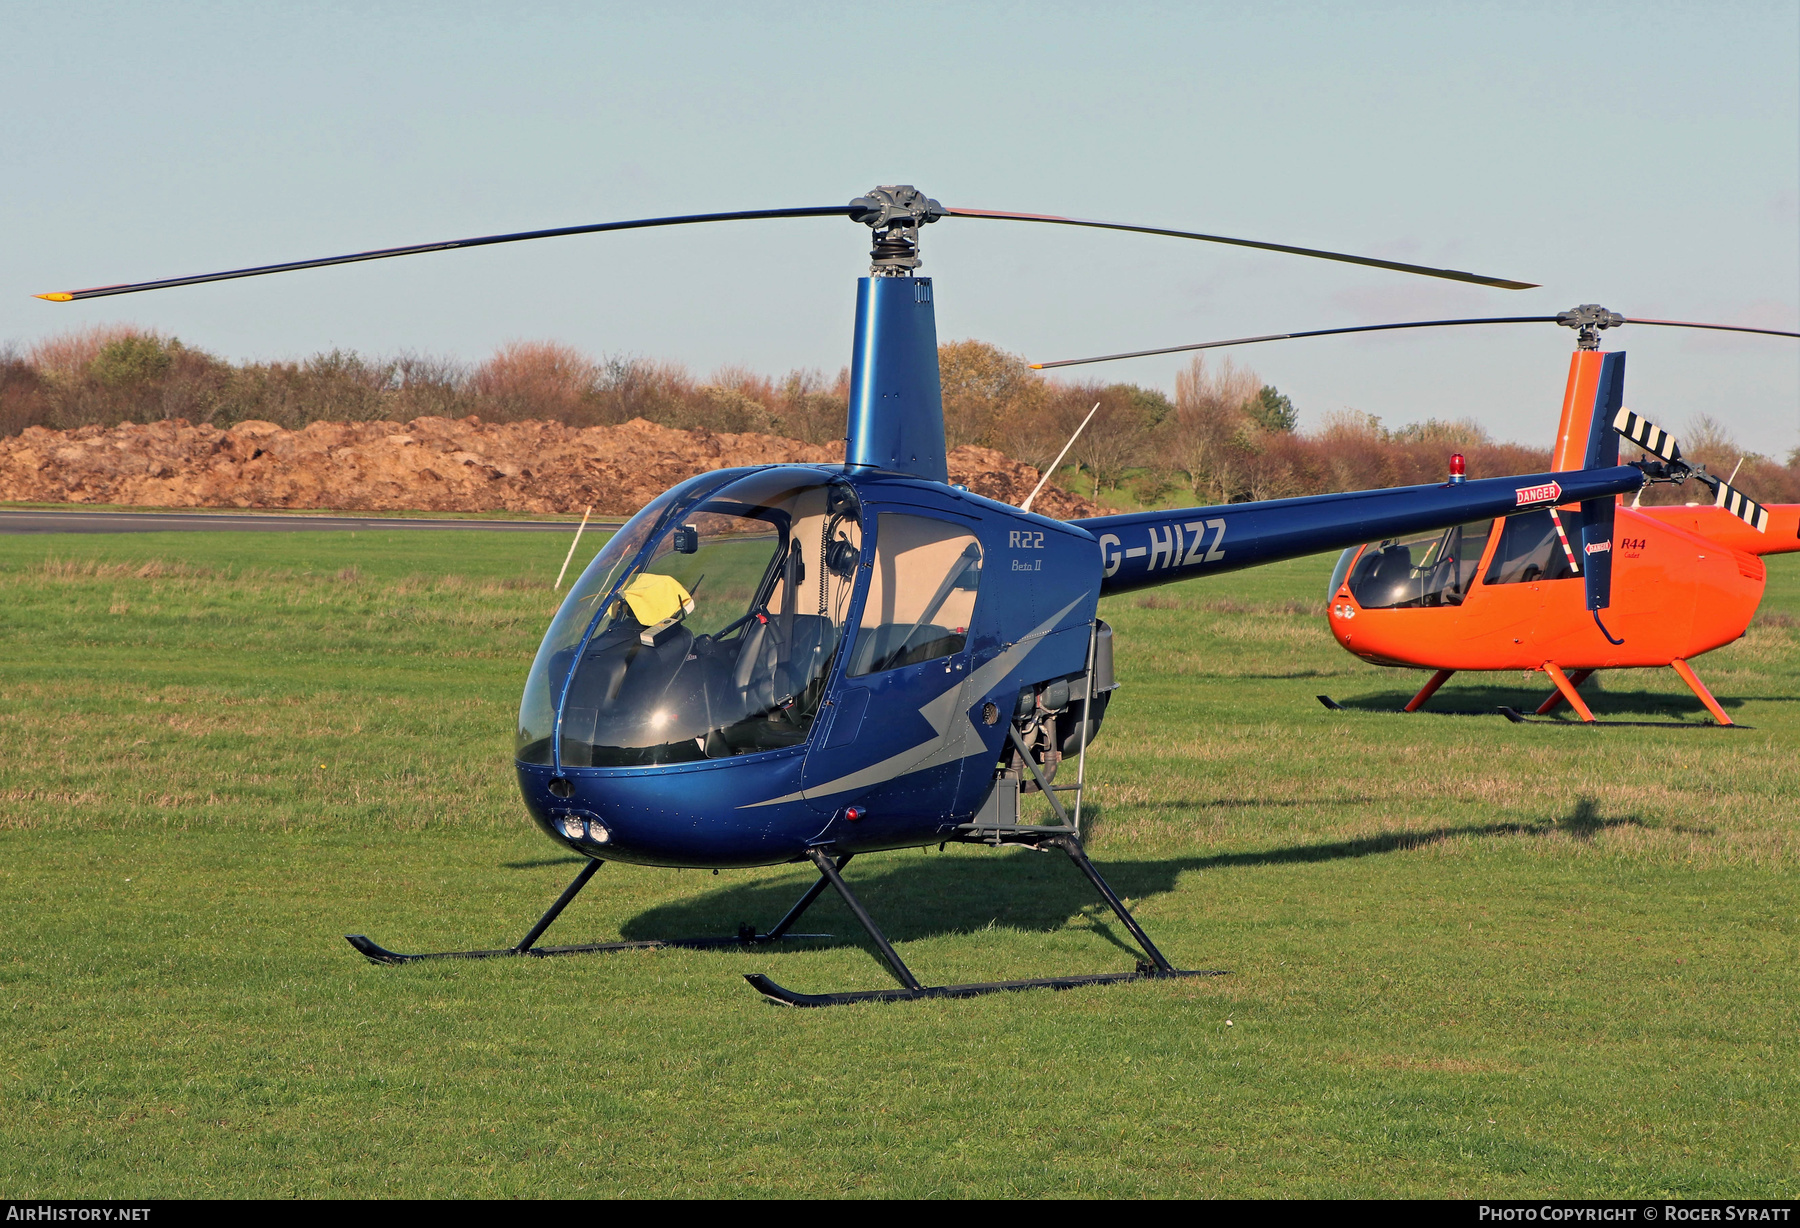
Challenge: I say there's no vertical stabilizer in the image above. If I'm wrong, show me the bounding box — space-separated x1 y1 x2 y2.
1580 351 1627 618
845 276 948 482
1551 349 1606 471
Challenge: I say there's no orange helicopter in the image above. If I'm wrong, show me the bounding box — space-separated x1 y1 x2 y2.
1033 305 1800 725
1323 342 1798 725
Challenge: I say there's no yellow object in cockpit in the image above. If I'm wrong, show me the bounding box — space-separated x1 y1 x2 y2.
619 572 694 626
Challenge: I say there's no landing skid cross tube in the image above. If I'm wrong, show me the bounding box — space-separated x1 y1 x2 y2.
346 856 834 965
745 842 1222 1007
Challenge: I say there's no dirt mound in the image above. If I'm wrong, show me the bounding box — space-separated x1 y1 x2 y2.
0 417 1103 519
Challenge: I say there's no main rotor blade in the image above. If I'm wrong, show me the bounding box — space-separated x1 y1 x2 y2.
34 206 854 301
1620 317 1800 339
946 208 1538 290
1029 317 1558 369
1031 315 1800 370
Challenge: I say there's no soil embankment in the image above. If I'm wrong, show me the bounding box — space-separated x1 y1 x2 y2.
0 416 1102 519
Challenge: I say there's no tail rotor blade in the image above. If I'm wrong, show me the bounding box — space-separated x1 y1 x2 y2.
1611 409 1682 465
1713 481 1772 533
1611 407 1769 534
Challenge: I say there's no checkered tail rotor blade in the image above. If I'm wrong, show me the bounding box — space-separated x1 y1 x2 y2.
1712 481 1772 533
1611 409 1682 465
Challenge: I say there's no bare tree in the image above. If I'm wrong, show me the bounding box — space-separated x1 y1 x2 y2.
592 355 695 425
1315 408 1394 493
1681 413 1753 476
993 384 1075 478
472 341 598 423
1057 381 1150 498
1165 354 1260 500
773 368 849 446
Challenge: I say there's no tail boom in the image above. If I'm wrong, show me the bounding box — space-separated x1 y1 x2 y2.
1637 503 1800 557
1073 466 1646 597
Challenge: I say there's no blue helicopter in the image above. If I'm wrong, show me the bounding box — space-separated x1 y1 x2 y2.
39 186 1652 1005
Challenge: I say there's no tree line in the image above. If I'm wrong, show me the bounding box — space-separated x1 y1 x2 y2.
5 325 1795 507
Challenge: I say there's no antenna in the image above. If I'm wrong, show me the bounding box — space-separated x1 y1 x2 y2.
554 506 593 589
1020 402 1101 514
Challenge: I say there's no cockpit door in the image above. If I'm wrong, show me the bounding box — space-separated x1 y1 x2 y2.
800 510 985 821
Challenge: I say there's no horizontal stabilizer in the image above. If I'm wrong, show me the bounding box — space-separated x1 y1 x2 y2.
1612 409 1682 464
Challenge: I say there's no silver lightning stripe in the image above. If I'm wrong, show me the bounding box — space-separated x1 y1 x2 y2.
1715 481 1771 533
1612 408 1682 464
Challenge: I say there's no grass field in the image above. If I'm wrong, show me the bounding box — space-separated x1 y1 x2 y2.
1 524 1796 1198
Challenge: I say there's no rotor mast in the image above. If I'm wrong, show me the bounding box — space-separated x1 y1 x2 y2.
841 186 951 483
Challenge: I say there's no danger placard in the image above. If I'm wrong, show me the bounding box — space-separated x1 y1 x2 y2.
1515 481 1562 506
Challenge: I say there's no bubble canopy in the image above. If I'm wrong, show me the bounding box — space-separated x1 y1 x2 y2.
516 469 864 769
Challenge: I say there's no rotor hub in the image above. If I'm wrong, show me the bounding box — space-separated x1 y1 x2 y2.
848 185 945 276
1557 303 1625 350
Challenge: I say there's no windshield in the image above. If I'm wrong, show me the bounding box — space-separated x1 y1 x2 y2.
516 472 741 765
1347 519 1493 610
1327 546 1358 599
531 470 862 768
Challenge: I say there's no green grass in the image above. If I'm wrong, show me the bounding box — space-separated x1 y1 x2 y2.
1 528 1796 1197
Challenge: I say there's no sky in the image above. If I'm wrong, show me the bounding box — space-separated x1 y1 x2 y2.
3 1 1796 452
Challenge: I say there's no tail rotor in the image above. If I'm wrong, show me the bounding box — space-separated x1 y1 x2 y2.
1611 408 1771 534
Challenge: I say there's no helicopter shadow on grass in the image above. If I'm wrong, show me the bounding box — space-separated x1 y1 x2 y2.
610 797 1642 958
1327 681 1743 723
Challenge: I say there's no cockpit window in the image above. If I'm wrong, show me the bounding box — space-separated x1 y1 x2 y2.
1346 519 1493 610
529 471 862 768
1327 545 1359 600
515 473 726 765
1483 508 1581 585
850 514 982 675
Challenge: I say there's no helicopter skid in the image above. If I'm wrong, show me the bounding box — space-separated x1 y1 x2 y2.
1318 695 1745 726
744 966 1221 1008
348 854 843 966
346 932 833 965
742 839 1222 1007
1496 706 1747 729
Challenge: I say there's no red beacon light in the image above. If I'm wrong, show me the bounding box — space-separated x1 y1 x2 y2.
1448 453 1466 485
